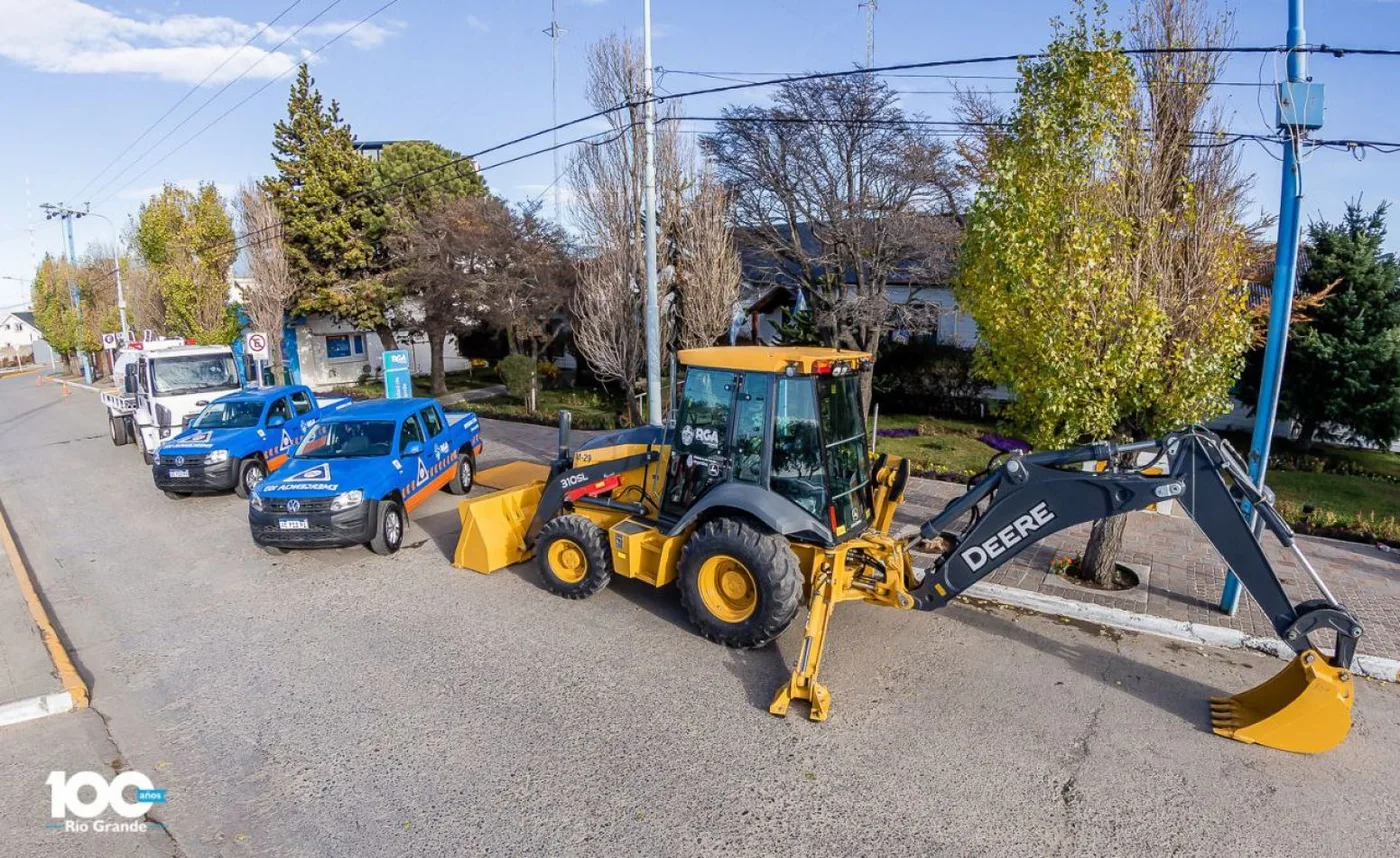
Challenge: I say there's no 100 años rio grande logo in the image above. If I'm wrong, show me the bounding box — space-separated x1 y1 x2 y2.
46 770 167 834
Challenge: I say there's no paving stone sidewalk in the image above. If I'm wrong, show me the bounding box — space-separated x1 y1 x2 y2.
894 476 1400 663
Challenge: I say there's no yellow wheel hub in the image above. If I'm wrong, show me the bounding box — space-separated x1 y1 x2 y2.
697 556 758 623
547 538 588 584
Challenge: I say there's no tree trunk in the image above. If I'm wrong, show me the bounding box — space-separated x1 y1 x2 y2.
427 330 447 396
1082 513 1128 588
1296 416 1318 451
375 324 398 354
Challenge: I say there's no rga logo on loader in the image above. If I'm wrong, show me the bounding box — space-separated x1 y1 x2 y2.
959 501 1056 572
681 425 720 449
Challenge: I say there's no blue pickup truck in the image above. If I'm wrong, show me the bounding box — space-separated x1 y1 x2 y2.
152 385 352 498
248 398 483 555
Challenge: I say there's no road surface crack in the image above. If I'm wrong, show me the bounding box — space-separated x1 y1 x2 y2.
89 702 187 858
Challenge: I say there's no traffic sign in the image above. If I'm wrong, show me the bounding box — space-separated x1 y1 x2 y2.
245 331 270 360
101 332 120 350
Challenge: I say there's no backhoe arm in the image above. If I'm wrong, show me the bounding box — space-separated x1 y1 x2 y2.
908 429 1362 669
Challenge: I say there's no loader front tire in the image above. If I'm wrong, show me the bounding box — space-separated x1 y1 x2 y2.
678 517 801 649
536 514 611 599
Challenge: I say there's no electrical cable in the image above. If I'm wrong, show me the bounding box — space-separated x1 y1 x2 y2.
68 0 310 204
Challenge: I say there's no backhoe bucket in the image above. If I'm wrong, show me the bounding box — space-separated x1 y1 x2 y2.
1210 649 1354 754
453 481 544 574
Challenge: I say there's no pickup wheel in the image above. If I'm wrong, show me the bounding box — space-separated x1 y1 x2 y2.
234 458 267 499
109 415 130 446
446 450 475 495
369 500 406 556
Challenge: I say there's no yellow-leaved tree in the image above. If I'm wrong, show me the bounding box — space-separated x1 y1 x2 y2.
957 0 1255 586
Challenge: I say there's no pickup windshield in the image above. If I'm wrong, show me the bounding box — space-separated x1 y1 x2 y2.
152 354 239 396
296 421 395 459
192 400 263 429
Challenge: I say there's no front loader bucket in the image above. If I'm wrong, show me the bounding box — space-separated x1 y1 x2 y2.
1211 649 1354 754
454 481 545 574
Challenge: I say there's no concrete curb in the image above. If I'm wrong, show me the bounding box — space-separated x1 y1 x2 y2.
0 691 75 728
963 580 1400 684
0 500 89 710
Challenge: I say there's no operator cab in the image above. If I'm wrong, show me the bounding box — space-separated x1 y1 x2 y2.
660 347 875 540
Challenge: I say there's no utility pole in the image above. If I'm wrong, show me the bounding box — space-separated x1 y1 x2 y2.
85 211 130 344
40 202 94 384
1221 0 1321 615
860 0 878 68
543 0 566 224
641 0 662 426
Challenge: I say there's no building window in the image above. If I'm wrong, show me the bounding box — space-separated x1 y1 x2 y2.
326 334 365 360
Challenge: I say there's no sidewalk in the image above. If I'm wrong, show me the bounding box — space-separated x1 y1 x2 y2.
0 534 70 725
895 475 1400 664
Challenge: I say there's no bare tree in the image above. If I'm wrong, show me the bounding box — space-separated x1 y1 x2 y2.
702 73 966 405
237 182 297 379
670 166 742 350
569 33 738 421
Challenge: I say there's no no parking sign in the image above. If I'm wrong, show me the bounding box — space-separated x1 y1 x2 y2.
244 331 270 360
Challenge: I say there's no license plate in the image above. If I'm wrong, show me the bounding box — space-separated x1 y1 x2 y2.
278 518 309 530
169 469 190 478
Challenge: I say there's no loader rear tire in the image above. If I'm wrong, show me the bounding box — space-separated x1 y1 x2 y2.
678 517 801 649
536 514 611 599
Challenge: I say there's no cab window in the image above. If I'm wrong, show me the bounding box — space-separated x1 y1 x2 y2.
771 377 825 517
731 372 769 485
400 415 425 452
818 375 871 533
661 368 734 519
419 405 444 437
267 397 293 422
290 389 314 415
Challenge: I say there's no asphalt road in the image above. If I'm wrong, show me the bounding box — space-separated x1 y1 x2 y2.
1 375 1398 857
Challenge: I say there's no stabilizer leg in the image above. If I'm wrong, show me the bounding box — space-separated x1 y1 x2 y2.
770 570 838 722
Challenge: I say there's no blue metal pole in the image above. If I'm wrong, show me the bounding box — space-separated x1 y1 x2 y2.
1221 0 1308 614
61 214 94 385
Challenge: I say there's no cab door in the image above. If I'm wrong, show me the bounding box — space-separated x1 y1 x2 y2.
264 395 298 466
398 414 429 505
417 403 451 476
661 367 764 520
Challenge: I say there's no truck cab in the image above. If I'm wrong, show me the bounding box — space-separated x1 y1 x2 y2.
103 341 242 463
152 385 352 498
249 398 483 555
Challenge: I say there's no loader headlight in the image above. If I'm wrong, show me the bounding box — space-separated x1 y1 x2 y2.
329 489 363 511
206 449 229 464
249 489 264 512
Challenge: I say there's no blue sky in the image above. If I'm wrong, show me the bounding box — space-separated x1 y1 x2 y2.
2 0 1399 312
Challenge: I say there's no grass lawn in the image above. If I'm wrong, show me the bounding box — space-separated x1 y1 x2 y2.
452 387 625 430
870 413 1001 475
336 369 499 400
1265 470 1400 521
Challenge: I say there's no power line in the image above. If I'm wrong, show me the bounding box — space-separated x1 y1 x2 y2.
68 0 309 204
197 43 1400 258
88 0 356 206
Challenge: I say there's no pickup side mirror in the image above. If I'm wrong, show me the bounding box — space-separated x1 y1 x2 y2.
402 440 424 457
267 415 286 428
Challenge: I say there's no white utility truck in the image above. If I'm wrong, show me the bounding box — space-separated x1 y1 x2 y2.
101 339 243 464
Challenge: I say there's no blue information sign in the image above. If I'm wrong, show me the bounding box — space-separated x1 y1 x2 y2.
383 350 412 400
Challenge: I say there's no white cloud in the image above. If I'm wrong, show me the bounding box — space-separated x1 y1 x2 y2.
466 14 490 33
0 0 398 86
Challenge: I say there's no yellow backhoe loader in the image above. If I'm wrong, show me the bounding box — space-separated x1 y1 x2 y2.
454 346 1361 754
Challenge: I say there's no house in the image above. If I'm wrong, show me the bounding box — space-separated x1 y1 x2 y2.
0 311 55 367
735 222 977 348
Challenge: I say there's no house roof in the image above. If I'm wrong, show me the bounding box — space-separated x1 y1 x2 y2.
10 311 37 328
736 218 960 296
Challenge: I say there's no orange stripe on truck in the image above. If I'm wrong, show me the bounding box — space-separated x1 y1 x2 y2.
404 462 457 512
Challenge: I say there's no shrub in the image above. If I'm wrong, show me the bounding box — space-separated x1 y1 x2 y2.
872 341 991 417
498 354 535 400
537 360 561 383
